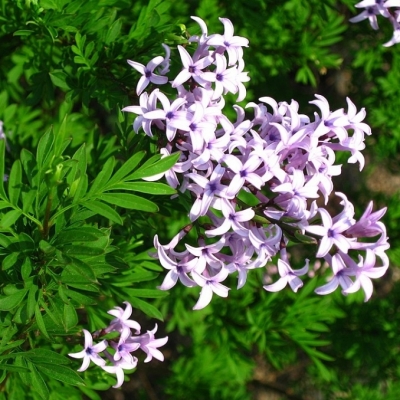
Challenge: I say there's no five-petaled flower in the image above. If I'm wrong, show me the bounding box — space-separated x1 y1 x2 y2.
68 329 107 372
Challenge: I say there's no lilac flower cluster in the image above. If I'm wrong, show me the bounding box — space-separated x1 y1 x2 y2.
69 302 168 388
350 0 400 46
123 17 389 309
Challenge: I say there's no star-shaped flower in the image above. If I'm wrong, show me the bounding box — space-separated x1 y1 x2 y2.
69 329 107 372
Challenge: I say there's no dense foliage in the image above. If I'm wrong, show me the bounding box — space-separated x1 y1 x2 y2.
0 0 399 399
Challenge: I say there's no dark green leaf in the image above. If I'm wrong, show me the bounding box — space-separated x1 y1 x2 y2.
37 364 84 386
54 227 105 245
0 209 22 228
237 189 260 207
0 340 25 356
99 193 158 212
63 303 78 331
126 152 180 180
29 362 49 400
20 149 38 188
54 114 69 157
112 268 158 286
8 160 22 206
129 297 163 321
105 18 122 45
24 349 71 365
1 252 19 270
107 181 176 195
13 30 34 36
0 201 11 211
0 288 29 311
35 304 50 339
61 259 97 283
87 157 114 196
0 364 30 372
294 231 317 244
0 140 7 199
124 288 169 298
36 128 54 170
107 151 146 186
49 72 70 90
83 200 123 224
63 288 96 305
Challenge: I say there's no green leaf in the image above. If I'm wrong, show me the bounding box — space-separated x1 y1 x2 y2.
29 362 49 400
69 144 88 203
36 128 54 170
49 72 70 90
0 252 18 272
83 200 123 224
63 303 78 331
124 288 169 298
107 181 176 195
54 114 69 157
54 227 104 245
105 18 122 45
20 149 38 188
8 160 22 206
0 201 11 211
0 140 6 199
87 157 114 196
294 231 317 244
22 187 36 213
0 339 25 354
13 30 34 36
126 152 180 180
63 288 96 305
237 189 260 207
99 193 158 212
27 284 38 319
37 364 84 386
35 304 50 339
61 259 97 283
107 151 146 186
112 268 158 286
23 349 71 365
0 288 29 311
0 364 30 372
129 297 164 320
0 209 22 228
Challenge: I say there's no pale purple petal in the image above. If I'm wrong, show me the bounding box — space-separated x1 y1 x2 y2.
193 285 213 310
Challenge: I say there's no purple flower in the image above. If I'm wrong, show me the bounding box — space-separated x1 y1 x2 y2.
102 360 137 389
157 246 198 290
263 259 309 293
127 324 168 363
69 329 107 371
106 301 141 338
224 153 264 197
185 236 226 272
207 17 249 65
305 208 353 257
187 165 231 220
314 253 354 296
342 249 388 301
144 90 191 141
111 335 140 364
350 0 391 30
192 267 230 309
122 91 159 136
127 56 168 95
205 199 255 237
202 54 239 99
172 45 212 87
